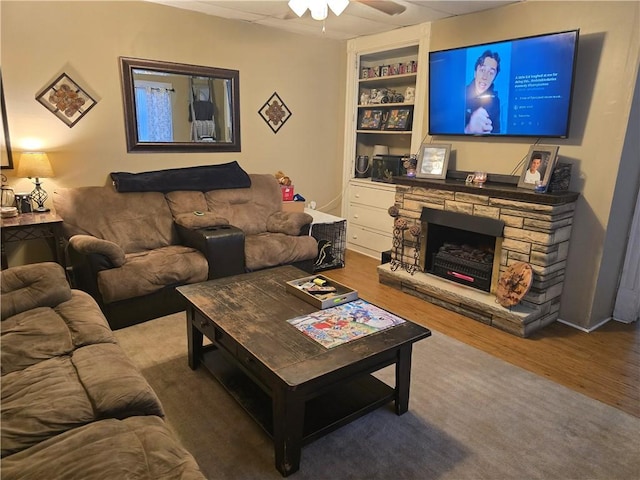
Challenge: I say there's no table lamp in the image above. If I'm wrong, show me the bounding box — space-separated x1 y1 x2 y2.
17 152 54 212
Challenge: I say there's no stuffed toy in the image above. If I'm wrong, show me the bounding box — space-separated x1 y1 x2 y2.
274 170 292 186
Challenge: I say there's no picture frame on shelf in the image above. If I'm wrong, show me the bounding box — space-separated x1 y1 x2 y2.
416 143 451 179
358 109 383 130
383 108 412 131
517 145 559 192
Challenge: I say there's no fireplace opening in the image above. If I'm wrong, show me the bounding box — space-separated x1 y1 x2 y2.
421 208 504 293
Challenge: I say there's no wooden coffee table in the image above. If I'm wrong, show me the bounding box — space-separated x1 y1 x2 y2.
177 265 431 476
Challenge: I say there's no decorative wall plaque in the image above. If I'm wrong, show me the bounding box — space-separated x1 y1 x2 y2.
258 92 291 134
36 73 97 128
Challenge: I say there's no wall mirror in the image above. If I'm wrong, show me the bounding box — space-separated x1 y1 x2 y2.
120 57 240 153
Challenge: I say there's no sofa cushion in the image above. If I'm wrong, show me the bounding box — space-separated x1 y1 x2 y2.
245 233 318 271
0 416 205 480
1 290 117 375
53 185 178 253
1 343 163 457
55 290 116 348
267 211 314 236
165 190 209 216
1 307 74 375
97 245 208 303
1 356 94 457
204 174 282 234
166 175 294 235
72 343 164 419
0 262 72 319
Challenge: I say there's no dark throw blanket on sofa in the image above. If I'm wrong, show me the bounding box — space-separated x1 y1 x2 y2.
110 161 251 193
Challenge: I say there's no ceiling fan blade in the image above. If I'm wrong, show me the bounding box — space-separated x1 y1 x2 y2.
355 0 407 16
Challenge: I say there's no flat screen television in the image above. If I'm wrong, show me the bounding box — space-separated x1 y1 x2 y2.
428 30 579 138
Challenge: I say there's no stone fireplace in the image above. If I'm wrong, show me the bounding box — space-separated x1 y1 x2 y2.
378 177 579 337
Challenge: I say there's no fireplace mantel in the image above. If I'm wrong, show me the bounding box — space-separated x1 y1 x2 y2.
392 176 579 206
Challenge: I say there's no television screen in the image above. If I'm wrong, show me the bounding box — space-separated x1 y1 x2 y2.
428 30 579 138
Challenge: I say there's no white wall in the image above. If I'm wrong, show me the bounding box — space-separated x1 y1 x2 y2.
1 0 346 203
1 0 346 265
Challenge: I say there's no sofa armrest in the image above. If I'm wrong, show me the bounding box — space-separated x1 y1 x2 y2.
0 262 73 319
69 235 126 267
267 211 314 236
175 223 245 279
64 239 122 308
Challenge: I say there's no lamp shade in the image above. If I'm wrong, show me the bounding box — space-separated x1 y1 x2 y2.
372 144 389 157
17 152 54 179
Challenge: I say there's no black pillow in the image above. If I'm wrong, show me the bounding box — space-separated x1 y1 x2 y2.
111 161 251 193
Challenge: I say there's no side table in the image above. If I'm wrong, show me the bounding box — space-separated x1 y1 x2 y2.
1 212 65 269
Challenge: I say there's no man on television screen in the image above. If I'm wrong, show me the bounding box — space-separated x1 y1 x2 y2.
465 50 501 134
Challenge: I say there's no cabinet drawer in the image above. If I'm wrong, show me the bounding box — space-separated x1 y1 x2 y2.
349 204 394 232
349 183 395 207
194 312 237 356
347 224 392 253
236 344 269 384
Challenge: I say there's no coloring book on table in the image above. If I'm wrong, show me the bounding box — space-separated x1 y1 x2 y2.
287 299 406 348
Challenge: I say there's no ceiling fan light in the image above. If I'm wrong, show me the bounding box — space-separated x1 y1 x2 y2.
310 1 328 20
288 0 309 17
327 0 349 16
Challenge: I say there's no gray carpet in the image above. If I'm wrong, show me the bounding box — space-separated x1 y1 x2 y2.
115 313 640 480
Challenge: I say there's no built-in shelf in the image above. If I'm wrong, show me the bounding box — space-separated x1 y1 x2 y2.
359 73 417 88
343 32 425 258
357 102 414 108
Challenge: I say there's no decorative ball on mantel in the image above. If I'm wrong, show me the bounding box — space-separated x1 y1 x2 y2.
388 205 399 217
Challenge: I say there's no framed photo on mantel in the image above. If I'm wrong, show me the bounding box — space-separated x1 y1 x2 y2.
416 143 451 179
517 145 559 192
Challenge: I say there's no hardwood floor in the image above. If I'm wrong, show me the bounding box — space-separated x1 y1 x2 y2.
323 250 640 418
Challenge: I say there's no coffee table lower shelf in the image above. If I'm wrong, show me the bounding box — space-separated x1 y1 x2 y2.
200 345 395 445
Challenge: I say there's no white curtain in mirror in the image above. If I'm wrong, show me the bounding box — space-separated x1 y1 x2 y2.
135 81 174 142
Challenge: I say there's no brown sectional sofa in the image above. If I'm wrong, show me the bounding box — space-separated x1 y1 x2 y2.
53 166 318 329
0 262 205 479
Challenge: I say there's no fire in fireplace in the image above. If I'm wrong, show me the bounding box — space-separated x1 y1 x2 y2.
432 243 495 291
421 208 505 293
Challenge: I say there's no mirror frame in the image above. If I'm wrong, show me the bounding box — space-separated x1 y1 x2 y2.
119 57 241 153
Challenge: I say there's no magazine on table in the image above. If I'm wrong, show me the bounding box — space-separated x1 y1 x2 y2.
287 299 406 348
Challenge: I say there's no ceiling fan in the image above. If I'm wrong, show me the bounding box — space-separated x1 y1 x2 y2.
287 0 406 21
